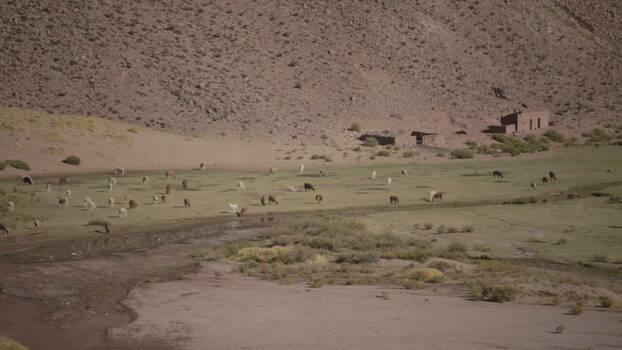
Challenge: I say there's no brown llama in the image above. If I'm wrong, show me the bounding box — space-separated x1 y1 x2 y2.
0 223 9 235
268 195 279 205
182 179 189 190
315 194 323 204
260 195 266 206
319 170 327 177
389 195 399 205
304 183 315 191
129 200 138 209
492 170 504 179
22 176 34 185
542 176 549 184
549 171 557 181
184 198 191 208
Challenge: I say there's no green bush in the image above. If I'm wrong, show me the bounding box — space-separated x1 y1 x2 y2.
599 296 614 308
62 155 81 166
310 154 332 162
543 129 566 142
472 285 518 302
349 123 361 132
465 140 477 148
568 303 583 315
451 149 474 159
584 128 613 143
447 242 467 252
363 137 379 147
5 160 31 171
376 150 390 157
402 151 419 158
491 134 548 156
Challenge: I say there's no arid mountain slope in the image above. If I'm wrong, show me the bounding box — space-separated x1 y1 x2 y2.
1 0 621 140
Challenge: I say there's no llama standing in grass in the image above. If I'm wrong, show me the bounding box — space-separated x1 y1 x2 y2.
200 163 206 171
166 184 173 195
7 201 15 212
34 219 40 230
182 179 189 190
530 182 537 190
108 197 115 208
387 177 392 185
492 170 504 179
0 223 8 235
260 195 266 206
389 195 399 205
114 167 125 176
23 176 34 185
299 164 305 174
401 169 408 176
108 177 117 186
152 195 160 205
107 182 114 192
269 167 278 176
84 197 97 210
542 177 549 184
58 197 69 207
46 184 52 192
184 198 191 208
428 191 438 202
304 183 316 191
65 189 72 198
118 207 128 218
142 176 149 185
129 200 138 209
287 186 299 193
268 195 279 205
237 181 246 190
228 203 239 213
371 171 377 180
319 170 327 178
549 171 558 181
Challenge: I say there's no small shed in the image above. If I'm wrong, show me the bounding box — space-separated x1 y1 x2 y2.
410 131 443 145
359 131 396 145
499 111 549 134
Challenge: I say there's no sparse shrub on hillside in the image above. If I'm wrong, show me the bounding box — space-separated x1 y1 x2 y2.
599 296 614 308
310 154 332 162
583 128 613 143
424 223 434 230
471 284 518 302
402 151 419 158
447 242 467 252
376 150 390 157
568 302 583 315
543 129 566 142
363 137 379 147
62 155 81 166
5 160 31 171
349 123 361 132
127 127 138 134
451 149 474 159
465 140 477 148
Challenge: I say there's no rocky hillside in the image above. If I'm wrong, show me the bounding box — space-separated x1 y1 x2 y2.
1 0 621 140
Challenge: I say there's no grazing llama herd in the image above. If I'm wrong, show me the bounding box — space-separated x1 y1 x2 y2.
1 164 560 235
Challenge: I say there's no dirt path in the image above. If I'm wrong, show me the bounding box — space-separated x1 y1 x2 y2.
113 263 622 350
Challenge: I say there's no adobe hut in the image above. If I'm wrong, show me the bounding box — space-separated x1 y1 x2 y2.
499 111 549 134
409 131 445 146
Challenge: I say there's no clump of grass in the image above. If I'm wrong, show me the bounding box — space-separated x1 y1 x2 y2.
462 225 474 233
363 137 379 147
0 337 29 350
555 238 567 245
592 255 608 263
599 296 614 308
568 302 583 315
447 242 467 252
543 129 566 142
127 127 138 133
349 123 361 132
583 128 613 143
310 154 332 162
62 155 81 166
236 246 315 265
86 219 111 233
451 149 474 159
401 268 445 284
0 161 5 171
554 324 565 334
465 140 477 148
491 134 549 156
436 225 446 234
375 150 390 157
402 151 419 158
5 160 31 171
471 284 518 302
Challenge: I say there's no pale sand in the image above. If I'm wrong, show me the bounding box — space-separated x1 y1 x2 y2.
112 264 622 350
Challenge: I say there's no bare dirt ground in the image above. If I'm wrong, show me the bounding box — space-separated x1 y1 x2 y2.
114 264 622 350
